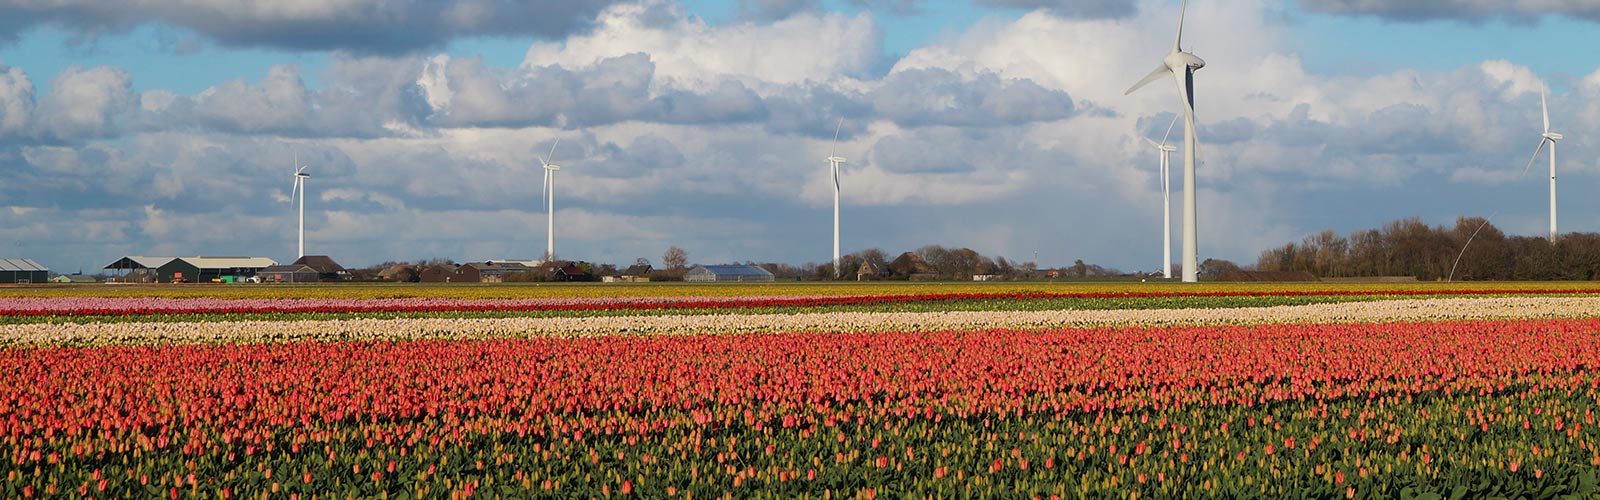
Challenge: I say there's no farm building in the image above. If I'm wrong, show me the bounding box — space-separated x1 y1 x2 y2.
49 275 98 284
257 264 320 283
419 264 459 283
103 256 177 283
292 255 350 281
456 262 531 283
157 257 277 283
0 258 49 284
377 264 420 282
684 265 774 283
556 263 595 282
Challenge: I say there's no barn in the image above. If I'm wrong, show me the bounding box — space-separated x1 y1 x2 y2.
103 256 177 283
684 265 774 283
157 257 277 283
0 258 49 284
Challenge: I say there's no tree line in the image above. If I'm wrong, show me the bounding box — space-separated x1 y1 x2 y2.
1256 216 1600 281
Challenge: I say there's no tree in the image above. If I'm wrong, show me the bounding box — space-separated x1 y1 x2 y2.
635 257 651 267
662 246 688 270
1198 258 1241 279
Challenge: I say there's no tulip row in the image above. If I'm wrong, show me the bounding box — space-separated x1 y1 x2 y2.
3 288 1598 322
3 318 1600 498
0 293 1411 326
4 295 1599 347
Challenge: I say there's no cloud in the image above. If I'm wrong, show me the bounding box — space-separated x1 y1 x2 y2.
872 67 1076 127
973 0 1137 18
1298 0 1600 23
0 0 632 53
738 0 823 21
0 64 33 137
34 65 133 142
524 1 883 86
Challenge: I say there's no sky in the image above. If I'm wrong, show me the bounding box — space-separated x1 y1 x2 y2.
1 0 1598 274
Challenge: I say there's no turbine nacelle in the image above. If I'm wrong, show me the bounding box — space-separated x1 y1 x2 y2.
1166 51 1205 71
543 164 561 171
1544 132 1563 142
826 156 847 164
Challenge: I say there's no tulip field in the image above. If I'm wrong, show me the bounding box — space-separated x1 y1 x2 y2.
6 283 1600 498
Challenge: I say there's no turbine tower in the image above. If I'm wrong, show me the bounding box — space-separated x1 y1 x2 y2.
540 140 563 261
826 119 846 279
1126 0 1205 283
290 152 310 259
1522 85 1563 242
1144 115 1180 279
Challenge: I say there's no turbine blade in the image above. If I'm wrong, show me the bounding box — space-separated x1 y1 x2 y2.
546 139 561 166
290 179 300 203
1159 113 1180 147
1144 137 1162 149
542 169 551 209
1541 85 1550 134
1174 0 1187 52
1126 65 1170 95
1523 139 1548 177
833 164 840 193
830 118 844 158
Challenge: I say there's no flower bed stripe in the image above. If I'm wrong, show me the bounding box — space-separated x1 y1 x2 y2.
3 288 1600 318
3 318 1600 497
6 296 1600 347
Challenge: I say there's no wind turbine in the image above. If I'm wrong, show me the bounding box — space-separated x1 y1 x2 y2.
290 151 310 259
540 140 562 261
1521 85 1563 242
1126 0 1205 283
826 119 846 279
1143 115 1180 279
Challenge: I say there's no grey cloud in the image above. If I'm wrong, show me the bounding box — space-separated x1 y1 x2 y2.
872 68 1076 127
737 0 823 21
0 64 33 137
848 0 925 16
763 86 872 139
871 133 978 174
135 57 434 139
193 65 312 134
973 0 1137 18
34 65 133 142
430 54 772 129
0 0 629 54
1298 0 1600 23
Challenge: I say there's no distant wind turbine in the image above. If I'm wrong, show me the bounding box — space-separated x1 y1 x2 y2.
1143 115 1180 279
540 140 563 261
1521 85 1563 242
290 151 311 259
826 119 846 279
1126 0 1205 283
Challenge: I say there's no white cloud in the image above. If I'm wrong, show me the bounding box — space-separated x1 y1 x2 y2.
523 0 881 89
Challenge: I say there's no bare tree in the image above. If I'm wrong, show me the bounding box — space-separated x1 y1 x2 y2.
662 246 689 270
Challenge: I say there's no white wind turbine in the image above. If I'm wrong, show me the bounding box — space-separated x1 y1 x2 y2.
1126 0 1205 283
540 140 563 261
290 151 311 259
826 119 846 279
1522 85 1563 242
1143 115 1180 279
